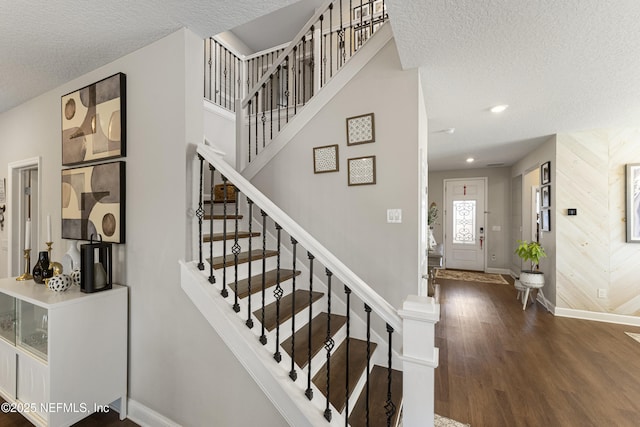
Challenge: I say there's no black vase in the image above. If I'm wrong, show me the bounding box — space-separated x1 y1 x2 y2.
32 251 51 284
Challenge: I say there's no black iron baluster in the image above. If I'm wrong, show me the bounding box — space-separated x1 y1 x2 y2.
254 92 259 157
208 164 216 283
196 155 205 271
259 210 268 345
246 199 254 328
323 33 328 87
302 35 306 106
232 186 241 313
277 65 281 132
329 3 334 80
223 47 228 109
220 176 229 297
204 39 207 98
289 237 298 381
225 47 229 109
382 0 386 22
209 39 214 100
385 324 396 426
365 303 372 427
360 0 364 49
305 252 314 401
269 74 274 142
293 44 298 114
216 44 222 106
309 26 314 99
273 223 283 362
344 285 351 426
320 15 324 87
324 268 334 421
248 99 252 163
261 83 267 148
285 55 290 123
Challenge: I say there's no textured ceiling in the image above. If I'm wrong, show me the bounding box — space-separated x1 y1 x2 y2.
3 0 640 170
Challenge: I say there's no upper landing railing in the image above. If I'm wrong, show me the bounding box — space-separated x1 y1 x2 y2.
204 0 389 163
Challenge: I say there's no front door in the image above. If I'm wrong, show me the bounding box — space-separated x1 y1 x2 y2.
444 178 486 271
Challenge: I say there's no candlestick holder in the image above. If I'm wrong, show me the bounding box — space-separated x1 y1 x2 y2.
45 242 63 276
16 249 33 281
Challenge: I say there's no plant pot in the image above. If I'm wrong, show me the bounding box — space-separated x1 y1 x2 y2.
520 270 545 288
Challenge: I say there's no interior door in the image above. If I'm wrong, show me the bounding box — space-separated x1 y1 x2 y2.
444 178 486 271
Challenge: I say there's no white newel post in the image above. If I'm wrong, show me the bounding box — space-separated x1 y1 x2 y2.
399 295 440 427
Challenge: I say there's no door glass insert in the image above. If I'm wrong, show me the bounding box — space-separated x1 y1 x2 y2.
452 200 476 245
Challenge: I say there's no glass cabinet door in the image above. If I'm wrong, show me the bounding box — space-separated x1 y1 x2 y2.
0 293 16 345
16 300 48 362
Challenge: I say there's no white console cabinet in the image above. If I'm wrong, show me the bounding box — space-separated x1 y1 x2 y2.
0 277 127 426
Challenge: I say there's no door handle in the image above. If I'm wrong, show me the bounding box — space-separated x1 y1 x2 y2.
480 236 484 249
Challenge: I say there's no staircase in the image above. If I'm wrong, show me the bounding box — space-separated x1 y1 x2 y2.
183 144 403 426
182 1 439 425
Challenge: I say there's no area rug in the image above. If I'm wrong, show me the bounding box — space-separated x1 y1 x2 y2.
625 332 640 344
435 414 471 427
435 269 508 285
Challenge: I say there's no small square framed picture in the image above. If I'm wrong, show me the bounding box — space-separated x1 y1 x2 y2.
541 161 551 184
313 144 339 174
346 112 375 145
348 155 376 186
541 208 551 232
541 185 551 208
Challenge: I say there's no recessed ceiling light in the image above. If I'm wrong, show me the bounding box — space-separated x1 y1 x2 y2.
443 128 455 134
490 104 508 113
466 157 475 163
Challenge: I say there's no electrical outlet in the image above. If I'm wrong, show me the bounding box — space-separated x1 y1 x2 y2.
597 289 607 299
387 209 402 224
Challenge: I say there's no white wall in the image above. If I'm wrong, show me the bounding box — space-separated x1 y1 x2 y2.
251 40 420 309
0 29 285 426
204 101 237 166
428 167 512 271
555 129 640 316
512 137 557 305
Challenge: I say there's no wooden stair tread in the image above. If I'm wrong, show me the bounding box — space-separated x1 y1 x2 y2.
349 365 403 427
203 231 260 242
208 250 277 269
312 338 377 413
282 312 347 369
254 290 323 332
204 214 243 220
234 269 301 299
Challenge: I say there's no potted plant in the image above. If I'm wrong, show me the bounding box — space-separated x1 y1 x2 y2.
514 239 547 287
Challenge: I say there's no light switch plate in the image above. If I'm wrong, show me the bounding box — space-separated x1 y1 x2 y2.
387 209 402 223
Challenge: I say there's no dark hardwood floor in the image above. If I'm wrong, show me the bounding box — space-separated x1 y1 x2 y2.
435 275 640 427
0 398 138 427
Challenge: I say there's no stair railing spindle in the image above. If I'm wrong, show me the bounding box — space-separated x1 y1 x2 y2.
269 74 274 141
302 35 306 106
248 100 252 163
344 285 351 427
309 26 314 100
285 56 290 124
289 237 298 381
220 176 229 297
273 223 283 363
259 210 268 345
232 186 241 313
246 199 254 328
305 251 314 401
261 83 267 148
329 3 333 80
319 15 324 88
323 268 334 422
277 65 282 131
365 303 372 427
385 324 396 427
196 155 205 271
208 164 216 283
254 92 259 157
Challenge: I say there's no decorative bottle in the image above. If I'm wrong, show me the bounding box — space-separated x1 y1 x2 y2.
32 251 51 284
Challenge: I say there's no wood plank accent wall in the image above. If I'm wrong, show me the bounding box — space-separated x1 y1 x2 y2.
556 129 640 315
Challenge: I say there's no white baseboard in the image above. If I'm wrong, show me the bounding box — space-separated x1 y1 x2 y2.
126 399 181 427
554 307 640 327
